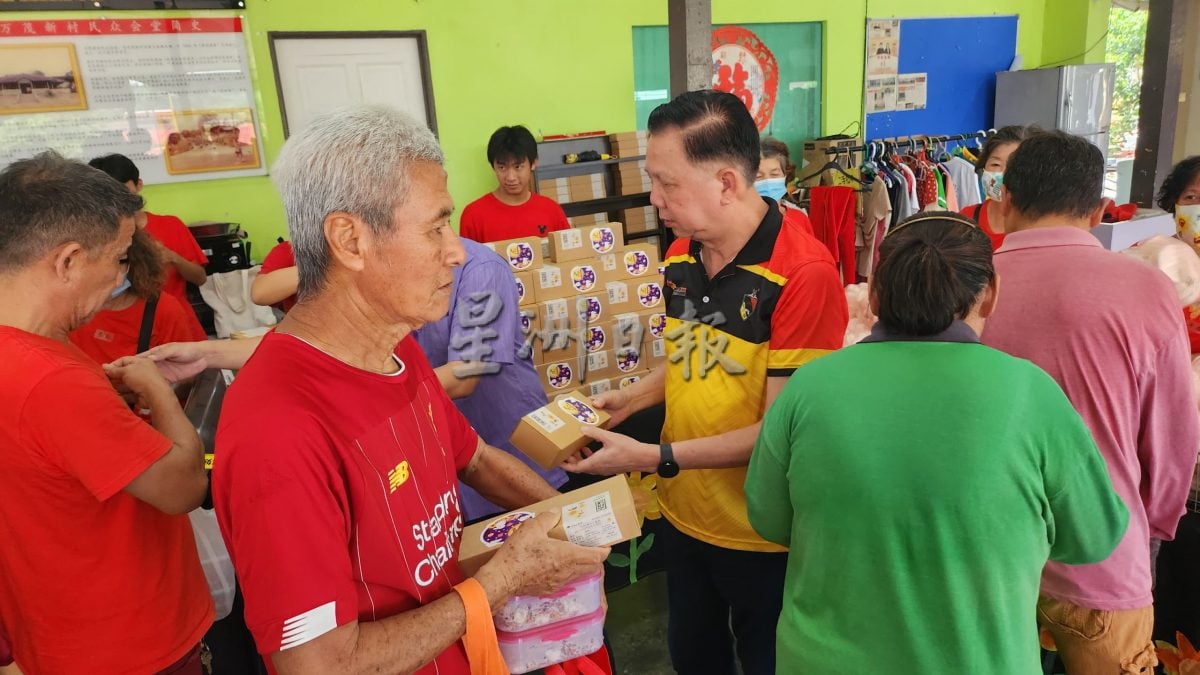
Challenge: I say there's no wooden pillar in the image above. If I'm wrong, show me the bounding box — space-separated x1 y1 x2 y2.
667 0 712 97
1131 0 1187 207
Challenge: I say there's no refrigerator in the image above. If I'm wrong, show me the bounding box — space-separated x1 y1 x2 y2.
993 64 1115 159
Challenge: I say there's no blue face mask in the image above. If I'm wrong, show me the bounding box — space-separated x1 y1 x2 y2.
755 177 788 202
110 277 131 298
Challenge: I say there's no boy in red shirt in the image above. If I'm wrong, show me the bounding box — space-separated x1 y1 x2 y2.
459 125 570 242
89 154 209 314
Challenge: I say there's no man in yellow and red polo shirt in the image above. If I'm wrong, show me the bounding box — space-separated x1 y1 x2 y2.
562 90 848 675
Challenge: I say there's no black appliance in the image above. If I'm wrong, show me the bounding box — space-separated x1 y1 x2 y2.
187 221 254 336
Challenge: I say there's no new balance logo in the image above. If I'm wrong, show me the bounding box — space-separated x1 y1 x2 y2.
388 461 410 493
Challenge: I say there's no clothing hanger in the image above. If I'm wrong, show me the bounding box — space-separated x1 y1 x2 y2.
796 147 871 187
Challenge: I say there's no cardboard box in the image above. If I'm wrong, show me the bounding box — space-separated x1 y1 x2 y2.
584 377 614 397
609 132 649 157
534 264 568 300
617 243 662 281
799 137 860 187
602 278 638 315
564 260 603 296
623 206 658 234
596 251 621 274
519 308 541 357
568 173 607 202
548 224 625 262
538 178 570 203
1091 210 1177 251
513 270 536 307
568 213 606 228
630 278 665 312
458 474 641 576
615 369 649 390
538 294 605 327
488 237 542 273
642 310 668 342
540 238 551 260
582 348 617 381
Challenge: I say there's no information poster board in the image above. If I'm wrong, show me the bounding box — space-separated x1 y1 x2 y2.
0 16 265 184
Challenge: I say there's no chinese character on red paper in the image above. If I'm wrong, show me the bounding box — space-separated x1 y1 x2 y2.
714 60 754 111
190 20 202 31
150 20 164 32
66 22 78 33
1 24 12 35
43 22 57 34
22 22 35 35
109 21 122 33
131 21 142 32
171 20 183 32
88 21 101 33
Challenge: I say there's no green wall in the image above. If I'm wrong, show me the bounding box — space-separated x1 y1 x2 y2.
4 0 1102 257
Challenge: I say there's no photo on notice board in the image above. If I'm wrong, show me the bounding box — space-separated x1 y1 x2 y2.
866 19 900 77
158 108 262 175
0 43 87 115
866 76 897 113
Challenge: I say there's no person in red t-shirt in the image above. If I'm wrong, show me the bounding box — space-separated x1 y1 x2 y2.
190 107 608 674
71 228 207 364
252 239 299 312
959 125 1030 251
756 136 815 237
89 154 209 313
459 125 570 242
0 152 212 674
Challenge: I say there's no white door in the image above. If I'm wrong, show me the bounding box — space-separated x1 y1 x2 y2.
271 34 433 136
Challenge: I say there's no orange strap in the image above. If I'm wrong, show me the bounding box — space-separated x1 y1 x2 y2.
453 578 508 675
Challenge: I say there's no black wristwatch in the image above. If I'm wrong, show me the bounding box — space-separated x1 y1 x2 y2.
658 443 680 478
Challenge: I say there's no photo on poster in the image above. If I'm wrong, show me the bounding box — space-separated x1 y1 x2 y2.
865 19 900 76
158 108 262 175
866 76 897 113
0 43 87 115
896 73 928 111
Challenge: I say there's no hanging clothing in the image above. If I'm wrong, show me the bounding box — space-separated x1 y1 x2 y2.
856 177 892 279
809 186 857 286
942 167 960 212
945 156 982 208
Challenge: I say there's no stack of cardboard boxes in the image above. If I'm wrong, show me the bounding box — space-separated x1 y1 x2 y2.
537 174 609 228
484 224 668 399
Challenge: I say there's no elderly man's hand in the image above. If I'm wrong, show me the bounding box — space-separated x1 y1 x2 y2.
561 427 659 475
103 356 173 398
477 511 609 600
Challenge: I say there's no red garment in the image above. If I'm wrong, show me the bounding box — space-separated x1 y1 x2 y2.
1104 201 1139 223
1185 305 1200 354
782 205 815 237
459 192 569 242
214 333 480 672
0 327 214 674
259 240 298 312
70 293 207 364
809 186 857 285
144 212 208 312
960 200 1007 251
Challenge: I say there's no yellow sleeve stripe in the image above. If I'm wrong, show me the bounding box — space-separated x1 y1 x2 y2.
767 347 834 369
665 253 696 265
738 264 788 286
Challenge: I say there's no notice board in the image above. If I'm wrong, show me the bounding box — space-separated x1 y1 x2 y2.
0 16 265 184
865 15 1018 140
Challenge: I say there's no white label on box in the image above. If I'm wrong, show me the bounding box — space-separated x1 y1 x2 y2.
652 338 667 358
540 238 551 259
587 351 610 373
561 491 622 547
606 281 629 305
588 379 612 396
559 229 584 251
527 408 565 434
598 253 619 272
539 266 563 290
544 298 569 322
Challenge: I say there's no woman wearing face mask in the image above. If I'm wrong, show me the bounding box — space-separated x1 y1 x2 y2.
69 228 207 365
1156 155 1200 355
959 125 1029 250
756 136 814 235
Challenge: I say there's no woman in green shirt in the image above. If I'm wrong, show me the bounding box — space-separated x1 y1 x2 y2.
745 212 1128 673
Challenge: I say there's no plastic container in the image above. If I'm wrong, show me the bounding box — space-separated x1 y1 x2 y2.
493 573 603 632
496 605 606 674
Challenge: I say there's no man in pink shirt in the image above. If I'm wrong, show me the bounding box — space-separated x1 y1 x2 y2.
982 130 1200 673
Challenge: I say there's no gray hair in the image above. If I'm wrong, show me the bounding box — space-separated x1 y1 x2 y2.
271 105 444 298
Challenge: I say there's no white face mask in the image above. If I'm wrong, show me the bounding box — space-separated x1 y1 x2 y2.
109 276 131 298
981 171 1004 202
